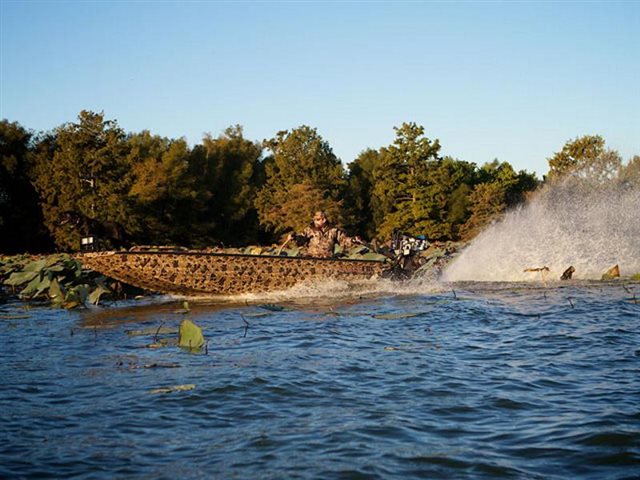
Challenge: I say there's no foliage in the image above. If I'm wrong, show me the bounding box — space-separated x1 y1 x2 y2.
255 126 347 236
1 254 128 308
13 112 639 256
619 155 640 187
31 111 135 250
345 149 381 239
127 131 201 245
460 160 539 240
257 182 344 234
195 125 264 245
371 122 442 240
547 135 622 182
0 120 53 252
418 157 477 240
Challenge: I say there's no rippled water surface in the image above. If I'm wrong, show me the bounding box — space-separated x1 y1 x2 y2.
1 280 639 479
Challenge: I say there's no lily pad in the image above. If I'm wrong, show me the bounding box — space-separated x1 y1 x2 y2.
174 300 191 314
150 384 195 394
49 278 66 303
19 274 48 297
23 259 47 272
89 284 111 305
178 319 205 349
5 270 39 287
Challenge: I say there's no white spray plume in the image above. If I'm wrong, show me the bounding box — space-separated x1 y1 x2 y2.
443 177 640 282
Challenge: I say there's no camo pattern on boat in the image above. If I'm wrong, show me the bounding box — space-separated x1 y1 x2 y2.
77 250 388 296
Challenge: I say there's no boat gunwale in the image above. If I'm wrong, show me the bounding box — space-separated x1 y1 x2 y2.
81 250 389 264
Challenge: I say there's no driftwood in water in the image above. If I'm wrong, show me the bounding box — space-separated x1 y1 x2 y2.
560 266 575 280
602 264 620 280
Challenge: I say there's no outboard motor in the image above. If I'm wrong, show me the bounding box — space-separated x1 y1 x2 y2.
391 232 429 257
384 232 430 280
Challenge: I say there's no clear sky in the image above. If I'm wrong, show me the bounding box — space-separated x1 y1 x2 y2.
1 0 638 176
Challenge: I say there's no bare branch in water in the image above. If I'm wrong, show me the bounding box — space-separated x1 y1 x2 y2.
241 314 250 338
153 321 165 343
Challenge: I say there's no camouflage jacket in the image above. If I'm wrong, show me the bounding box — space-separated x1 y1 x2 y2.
294 224 357 258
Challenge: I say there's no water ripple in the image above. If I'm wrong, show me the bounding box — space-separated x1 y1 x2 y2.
0 283 639 478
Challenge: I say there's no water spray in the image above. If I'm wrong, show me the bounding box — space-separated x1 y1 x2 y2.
443 176 640 282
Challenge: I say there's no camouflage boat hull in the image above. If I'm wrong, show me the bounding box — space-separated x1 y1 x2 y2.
78 251 388 296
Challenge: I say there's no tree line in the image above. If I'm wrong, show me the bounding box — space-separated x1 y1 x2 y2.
1 111 637 253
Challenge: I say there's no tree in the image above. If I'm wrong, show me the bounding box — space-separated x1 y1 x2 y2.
419 157 477 240
460 160 539 239
371 122 441 240
255 126 347 237
0 120 53 252
127 131 201 245
31 111 134 250
197 126 263 245
345 148 381 239
619 155 640 186
547 135 621 182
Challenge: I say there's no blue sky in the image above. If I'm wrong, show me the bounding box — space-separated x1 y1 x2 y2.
1 0 638 176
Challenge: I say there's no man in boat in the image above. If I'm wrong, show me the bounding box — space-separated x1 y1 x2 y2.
287 211 362 258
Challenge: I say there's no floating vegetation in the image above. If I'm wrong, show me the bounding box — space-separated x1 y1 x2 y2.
1 254 143 309
258 303 289 312
116 359 181 370
149 384 196 394
173 301 191 315
178 319 206 351
602 264 621 280
0 314 31 320
243 312 272 318
126 320 206 353
373 312 421 320
125 327 179 337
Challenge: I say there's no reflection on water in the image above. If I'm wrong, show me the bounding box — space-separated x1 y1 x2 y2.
1 280 639 479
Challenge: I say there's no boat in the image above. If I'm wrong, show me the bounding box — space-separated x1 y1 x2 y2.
77 248 390 296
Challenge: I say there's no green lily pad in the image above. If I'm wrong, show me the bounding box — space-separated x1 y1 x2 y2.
5 270 39 287
24 275 52 298
89 284 111 305
178 319 205 350
150 384 195 394
49 278 65 303
23 259 47 272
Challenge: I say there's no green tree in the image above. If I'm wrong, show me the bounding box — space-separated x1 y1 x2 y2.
31 111 134 250
420 157 477 240
197 126 263 245
619 155 640 186
371 122 441 240
345 148 381 239
547 135 621 182
461 160 539 239
127 131 200 245
0 120 52 252
255 126 347 237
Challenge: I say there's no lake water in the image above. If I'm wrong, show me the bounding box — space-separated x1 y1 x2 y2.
1 279 639 479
